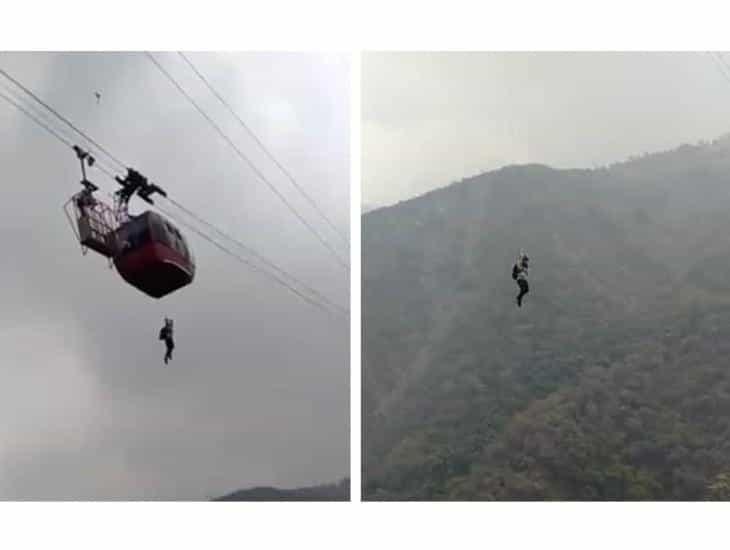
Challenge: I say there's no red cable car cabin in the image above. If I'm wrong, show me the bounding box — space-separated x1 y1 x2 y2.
65 150 194 299
112 211 195 298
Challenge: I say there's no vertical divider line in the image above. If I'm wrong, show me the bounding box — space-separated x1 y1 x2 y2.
349 50 362 503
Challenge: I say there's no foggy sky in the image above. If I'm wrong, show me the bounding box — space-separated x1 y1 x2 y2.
363 52 730 207
0 52 349 499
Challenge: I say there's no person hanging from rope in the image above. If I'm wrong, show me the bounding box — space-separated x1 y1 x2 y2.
159 317 175 364
74 187 97 217
511 250 530 307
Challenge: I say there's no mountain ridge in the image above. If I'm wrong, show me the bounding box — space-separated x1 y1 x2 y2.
363 135 730 500
213 478 349 501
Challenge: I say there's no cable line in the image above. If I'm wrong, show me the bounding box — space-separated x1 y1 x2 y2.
178 51 349 249
145 52 349 271
0 88 75 148
0 66 127 170
155 203 344 318
163 196 348 315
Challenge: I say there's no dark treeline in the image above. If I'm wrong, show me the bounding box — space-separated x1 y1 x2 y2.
214 478 349 501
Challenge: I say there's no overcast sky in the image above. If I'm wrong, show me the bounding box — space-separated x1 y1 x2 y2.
0 51 349 500
363 52 730 207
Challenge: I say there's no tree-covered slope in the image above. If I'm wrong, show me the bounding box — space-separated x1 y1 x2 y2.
363 135 730 500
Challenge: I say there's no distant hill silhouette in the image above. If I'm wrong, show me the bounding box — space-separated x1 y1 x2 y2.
363 134 730 500
214 478 349 501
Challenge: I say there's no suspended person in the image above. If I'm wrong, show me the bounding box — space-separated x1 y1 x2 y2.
75 188 97 217
159 318 175 364
512 250 530 307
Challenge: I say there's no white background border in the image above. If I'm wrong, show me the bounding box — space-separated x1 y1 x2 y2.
4 0 730 547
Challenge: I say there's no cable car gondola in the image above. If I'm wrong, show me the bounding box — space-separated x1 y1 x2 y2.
114 210 194 298
64 146 195 299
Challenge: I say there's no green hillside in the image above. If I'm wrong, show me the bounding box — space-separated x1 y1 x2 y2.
363 135 730 500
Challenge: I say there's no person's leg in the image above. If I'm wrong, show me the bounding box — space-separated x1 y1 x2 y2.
517 280 528 306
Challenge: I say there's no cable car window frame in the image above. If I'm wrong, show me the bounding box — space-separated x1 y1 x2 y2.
117 215 152 256
162 219 190 261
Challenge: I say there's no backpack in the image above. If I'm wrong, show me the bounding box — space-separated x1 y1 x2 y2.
512 263 520 280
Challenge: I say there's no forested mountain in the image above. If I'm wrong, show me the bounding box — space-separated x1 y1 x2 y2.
214 478 349 501
363 135 730 500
